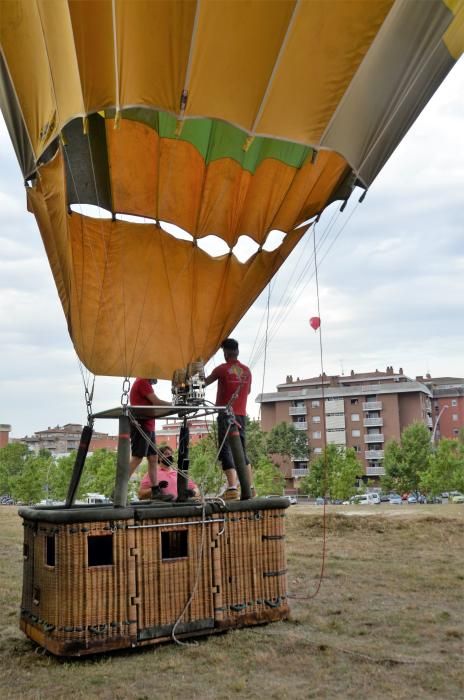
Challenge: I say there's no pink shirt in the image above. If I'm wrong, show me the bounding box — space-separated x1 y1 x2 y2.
140 466 197 497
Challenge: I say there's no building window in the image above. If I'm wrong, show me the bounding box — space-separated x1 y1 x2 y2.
453 429 459 436
314 447 322 454
452 399 457 407
351 414 360 422
312 416 321 423
311 400 320 408
452 414 458 422
350 398 358 405
353 445 361 453
312 431 321 439
352 430 361 437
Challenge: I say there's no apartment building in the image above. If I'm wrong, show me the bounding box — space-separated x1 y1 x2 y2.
159 418 213 449
258 367 433 489
17 424 118 456
0 424 11 448
12 419 212 455
418 375 464 441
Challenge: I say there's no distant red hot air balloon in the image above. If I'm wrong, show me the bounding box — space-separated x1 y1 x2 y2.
309 317 321 331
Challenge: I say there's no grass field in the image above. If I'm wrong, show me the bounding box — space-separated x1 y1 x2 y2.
1 504 463 699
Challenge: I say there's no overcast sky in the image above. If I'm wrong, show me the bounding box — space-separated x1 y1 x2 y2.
1 59 463 438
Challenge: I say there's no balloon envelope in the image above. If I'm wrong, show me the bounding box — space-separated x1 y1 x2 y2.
0 0 462 377
309 317 321 332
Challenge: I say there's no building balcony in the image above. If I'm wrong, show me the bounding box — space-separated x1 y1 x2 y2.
365 466 386 476
365 449 384 460
362 401 382 411
363 417 383 428
364 433 384 443
289 406 307 416
292 468 309 478
293 422 307 431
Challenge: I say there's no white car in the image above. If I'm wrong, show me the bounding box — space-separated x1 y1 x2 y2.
350 493 380 505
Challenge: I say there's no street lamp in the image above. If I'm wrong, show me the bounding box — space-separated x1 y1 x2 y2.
431 404 449 444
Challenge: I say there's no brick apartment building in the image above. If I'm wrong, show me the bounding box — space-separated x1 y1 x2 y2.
13 419 212 456
258 367 434 490
158 418 213 449
0 424 11 448
16 424 118 456
418 376 464 441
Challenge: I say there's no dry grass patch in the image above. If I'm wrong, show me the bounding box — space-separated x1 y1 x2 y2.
0 505 463 699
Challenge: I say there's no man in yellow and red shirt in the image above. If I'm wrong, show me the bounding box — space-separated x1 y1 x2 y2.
205 338 253 500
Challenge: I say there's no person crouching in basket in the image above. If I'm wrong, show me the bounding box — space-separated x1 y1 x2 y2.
138 445 199 501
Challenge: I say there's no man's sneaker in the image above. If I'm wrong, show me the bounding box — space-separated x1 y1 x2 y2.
151 483 174 502
223 487 240 501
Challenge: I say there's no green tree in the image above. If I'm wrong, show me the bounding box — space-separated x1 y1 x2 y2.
330 447 360 501
253 456 285 496
189 433 224 495
0 442 29 494
80 449 117 497
299 445 360 500
382 423 432 494
13 450 54 504
245 418 268 466
266 422 310 460
48 453 76 500
420 439 464 496
381 440 403 493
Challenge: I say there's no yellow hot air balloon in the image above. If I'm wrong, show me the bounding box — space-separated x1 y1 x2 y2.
1 0 463 379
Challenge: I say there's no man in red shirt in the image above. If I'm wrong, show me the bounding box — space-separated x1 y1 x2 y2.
205 338 254 500
129 378 171 498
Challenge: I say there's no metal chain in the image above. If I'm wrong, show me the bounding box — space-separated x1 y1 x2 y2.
121 377 131 407
84 376 95 425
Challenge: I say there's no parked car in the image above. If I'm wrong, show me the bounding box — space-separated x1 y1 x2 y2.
407 495 417 504
350 493 379 505
388 494 402 505
379 493 390 503
0 496 14 506
315 497 325 505
285 495 298 505
450 492 464 504
428 495 442 504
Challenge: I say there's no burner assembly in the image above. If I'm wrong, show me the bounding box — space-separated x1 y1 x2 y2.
172 362 206 406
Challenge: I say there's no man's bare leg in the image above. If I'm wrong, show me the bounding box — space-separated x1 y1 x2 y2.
147 454 158 487
129 456 142 476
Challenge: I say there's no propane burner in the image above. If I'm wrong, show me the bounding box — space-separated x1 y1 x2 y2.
172 361 205 405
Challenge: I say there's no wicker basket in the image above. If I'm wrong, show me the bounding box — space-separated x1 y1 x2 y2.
19 498 289 656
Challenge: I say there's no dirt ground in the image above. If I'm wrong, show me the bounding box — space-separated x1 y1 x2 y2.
0 504 463 699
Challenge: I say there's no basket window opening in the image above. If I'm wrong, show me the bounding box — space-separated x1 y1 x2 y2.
161 530 188 560
88 534 113 567
45 535 55 567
